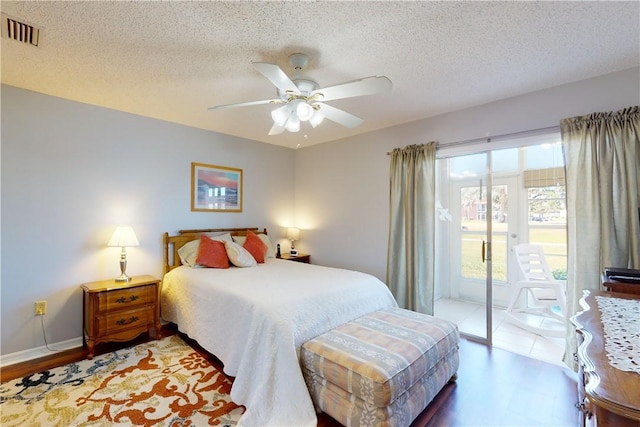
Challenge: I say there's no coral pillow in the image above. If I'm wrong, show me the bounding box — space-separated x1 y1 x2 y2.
232 234 276 258
243 230 268 263
178 233 233 267
195 235 229 268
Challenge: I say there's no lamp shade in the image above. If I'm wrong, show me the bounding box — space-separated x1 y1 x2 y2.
108 226 140 247
309 110 324 128
285 114 300 133
286 227 300 241
271 105 290 126
295 100 314 121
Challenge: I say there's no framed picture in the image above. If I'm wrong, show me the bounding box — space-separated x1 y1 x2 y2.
191 162 243 212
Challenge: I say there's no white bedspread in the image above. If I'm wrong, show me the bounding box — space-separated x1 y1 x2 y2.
161 258 398 426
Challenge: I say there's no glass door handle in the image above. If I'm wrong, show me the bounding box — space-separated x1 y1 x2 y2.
482 240 491 262
482 240 486 263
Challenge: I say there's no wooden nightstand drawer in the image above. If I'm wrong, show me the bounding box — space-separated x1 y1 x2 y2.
96 285 155 312
98 306 156 336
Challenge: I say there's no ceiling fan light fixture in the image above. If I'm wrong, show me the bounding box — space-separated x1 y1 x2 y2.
209 53 392 137
309 110 324 128
285 113 300 132
296 100 314 121
271 105 290 126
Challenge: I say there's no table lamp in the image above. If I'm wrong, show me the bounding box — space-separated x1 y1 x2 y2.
286 227 300 256
108 226 139 282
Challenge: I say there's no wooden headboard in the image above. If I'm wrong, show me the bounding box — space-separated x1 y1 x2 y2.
163 227 267 275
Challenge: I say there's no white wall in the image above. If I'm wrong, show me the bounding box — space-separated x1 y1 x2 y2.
3 67 638 360
295 67 640 283
1 85 296 357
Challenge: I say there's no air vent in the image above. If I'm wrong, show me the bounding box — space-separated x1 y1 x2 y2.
1 13 40 47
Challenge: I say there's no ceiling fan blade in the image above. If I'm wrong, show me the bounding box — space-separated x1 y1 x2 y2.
312 76 392 102
208 98 280 111
253 62 299 94
268 122 285 135
315 103 364 128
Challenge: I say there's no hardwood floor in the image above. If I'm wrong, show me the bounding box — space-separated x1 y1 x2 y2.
2 332 578 426
416 339 578 427
0 324 178 383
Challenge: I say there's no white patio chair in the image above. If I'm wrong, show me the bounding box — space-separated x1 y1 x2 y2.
505 244 566 337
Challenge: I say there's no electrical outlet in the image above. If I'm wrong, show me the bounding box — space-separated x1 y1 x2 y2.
35 300 47 316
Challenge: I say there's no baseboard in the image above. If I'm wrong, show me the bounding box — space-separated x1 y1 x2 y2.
0 337 83 368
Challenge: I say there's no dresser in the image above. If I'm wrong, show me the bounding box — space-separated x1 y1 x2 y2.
82 275 161 358
572 290 640 427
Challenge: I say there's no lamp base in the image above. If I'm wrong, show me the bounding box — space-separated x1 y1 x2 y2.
115 252 131 282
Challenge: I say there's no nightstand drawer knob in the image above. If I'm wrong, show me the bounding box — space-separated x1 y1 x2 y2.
115 316 139 326
116 295 139 304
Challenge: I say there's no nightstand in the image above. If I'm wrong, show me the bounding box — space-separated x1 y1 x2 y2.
81 275 161 358
280 253 310 263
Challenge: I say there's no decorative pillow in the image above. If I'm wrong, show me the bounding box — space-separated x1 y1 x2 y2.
204 232 234 241
195 235 229 268
260 234 276 258
178 233 233 267
177 240 200 267
243 230 268 263
224 241 257 267
233 233 276 258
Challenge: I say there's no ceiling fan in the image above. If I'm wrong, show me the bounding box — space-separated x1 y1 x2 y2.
208 53 392 135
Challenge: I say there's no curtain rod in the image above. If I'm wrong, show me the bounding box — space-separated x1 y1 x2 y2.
386 125 561 155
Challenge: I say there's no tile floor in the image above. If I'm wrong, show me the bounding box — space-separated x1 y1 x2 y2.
435 298 567 367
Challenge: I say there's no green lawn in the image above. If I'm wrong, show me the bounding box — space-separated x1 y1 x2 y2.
460 220 566 281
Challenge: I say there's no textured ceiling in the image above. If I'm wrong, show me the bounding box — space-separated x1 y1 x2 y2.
1 1 638 149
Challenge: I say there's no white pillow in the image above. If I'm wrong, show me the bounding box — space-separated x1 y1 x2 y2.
232 233 276 258
178 233 233 267
224 241 257 267
204 232 234 241
177 240 200 267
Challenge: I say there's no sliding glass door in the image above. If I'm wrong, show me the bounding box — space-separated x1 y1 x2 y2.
452 177 518 307
434 134 566 346
435 152 498 343
436 146 523 343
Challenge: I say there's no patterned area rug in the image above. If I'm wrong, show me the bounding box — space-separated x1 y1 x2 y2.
0 335 244 426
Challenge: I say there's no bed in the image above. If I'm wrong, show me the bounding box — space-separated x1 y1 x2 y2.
161 228 398 426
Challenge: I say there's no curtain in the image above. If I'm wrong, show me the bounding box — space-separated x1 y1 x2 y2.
387 142 437 314
561 106 640 369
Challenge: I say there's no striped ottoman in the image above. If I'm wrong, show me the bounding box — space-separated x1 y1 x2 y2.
301 308 459 427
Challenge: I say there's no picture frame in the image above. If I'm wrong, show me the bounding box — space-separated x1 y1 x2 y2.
191 162 243 212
